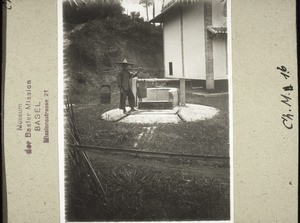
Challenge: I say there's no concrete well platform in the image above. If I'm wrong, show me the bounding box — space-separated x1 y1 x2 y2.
101 104 219 124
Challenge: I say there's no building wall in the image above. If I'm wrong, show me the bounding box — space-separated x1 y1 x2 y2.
164 11 182 78
204 0 214 89
182 3 206 79
212 0 227 80
163 2 227 81
164 4 206 80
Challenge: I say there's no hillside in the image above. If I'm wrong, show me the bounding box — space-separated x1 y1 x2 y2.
63 1 164 103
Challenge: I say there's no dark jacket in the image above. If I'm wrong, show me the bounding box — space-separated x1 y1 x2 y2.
117 69 134 90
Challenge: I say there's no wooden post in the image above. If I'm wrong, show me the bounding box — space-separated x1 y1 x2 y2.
180 7 186 106
132 77 137 106
180 78 186 106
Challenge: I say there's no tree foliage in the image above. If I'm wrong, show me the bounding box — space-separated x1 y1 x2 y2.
139 0 154 21
63 0 124 24
64 0 163 74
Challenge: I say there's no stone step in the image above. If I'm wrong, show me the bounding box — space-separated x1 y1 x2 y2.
120 114 181 124
138 101 174 110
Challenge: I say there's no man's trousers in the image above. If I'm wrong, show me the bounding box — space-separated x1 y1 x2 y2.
120 89 135 110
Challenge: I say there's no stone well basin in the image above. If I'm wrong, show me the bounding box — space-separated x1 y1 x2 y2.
138 87 179 109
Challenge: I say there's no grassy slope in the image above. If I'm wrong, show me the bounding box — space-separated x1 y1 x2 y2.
65 15 164 105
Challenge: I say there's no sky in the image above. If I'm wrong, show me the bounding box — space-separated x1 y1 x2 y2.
121 0 163 21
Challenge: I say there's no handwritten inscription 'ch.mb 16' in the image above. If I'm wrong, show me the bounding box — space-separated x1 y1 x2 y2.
277 65 294 130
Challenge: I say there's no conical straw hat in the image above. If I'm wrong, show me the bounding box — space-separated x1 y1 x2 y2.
116 58 135 65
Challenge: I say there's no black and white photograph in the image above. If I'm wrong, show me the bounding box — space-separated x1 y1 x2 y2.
63 0 231 221
2 0 298 222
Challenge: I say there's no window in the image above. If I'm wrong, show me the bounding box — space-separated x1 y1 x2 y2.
169 62 173 76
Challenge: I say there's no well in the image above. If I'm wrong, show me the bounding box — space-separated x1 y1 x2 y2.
138 87 179 109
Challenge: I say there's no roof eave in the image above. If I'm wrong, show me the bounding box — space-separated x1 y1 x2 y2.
150 2 182 23
150 13 164 23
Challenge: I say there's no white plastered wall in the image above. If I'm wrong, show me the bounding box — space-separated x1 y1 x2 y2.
163 2 227 81
164 11 182 78
182 3 206 80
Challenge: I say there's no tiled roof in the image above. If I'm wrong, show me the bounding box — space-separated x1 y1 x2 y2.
150 0 226 23
150 0 202 22
162 0 202 11
207 26 227 36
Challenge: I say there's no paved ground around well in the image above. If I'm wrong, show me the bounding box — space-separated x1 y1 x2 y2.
101 103 219 124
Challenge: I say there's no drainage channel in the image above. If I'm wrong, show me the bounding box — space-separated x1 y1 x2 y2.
68 144 230 161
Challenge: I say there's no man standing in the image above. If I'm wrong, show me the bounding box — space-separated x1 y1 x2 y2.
117 59 141 114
